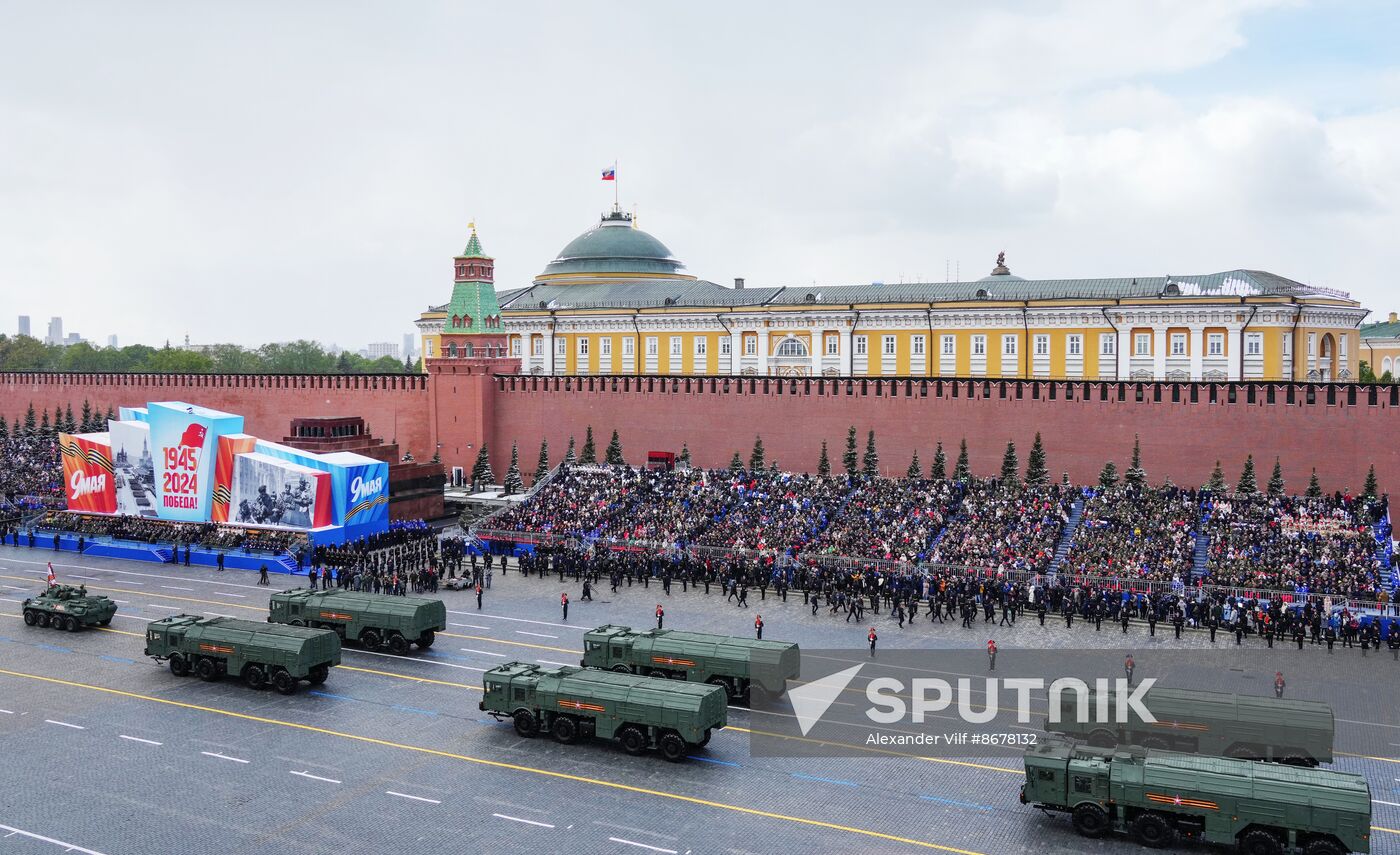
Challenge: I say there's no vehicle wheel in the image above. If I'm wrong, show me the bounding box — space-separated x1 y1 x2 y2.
417 631 435 649
23 609 37 626
1130 812 1175 848
1086 730 1117 748
657 730 687 762
698 728 711 748
289 619 305 627
618 725 647 756
749 686 771 707
1139 736 1169 751
1071 803 1110 839
1227 745 1259 761
99 618 111 627
195 657 218 682
513 709 539 738
243 664 267 690
1280 753 1314 767
1303 839 1346 855
308 665 329 686
647 668 668 679
359 630 382 650
1239 828 1284 855
169 653 190 677
65 616 80 632
611 664 633 673
551 715 580 744
386 633 409 656
272 669 297 695
35 612 50 628
706 676 734 699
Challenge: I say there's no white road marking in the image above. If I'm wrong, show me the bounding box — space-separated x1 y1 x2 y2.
0 823 109 855
201 751 249 764
492 813 555 828
218 592 247 598
146 604 180 610
448 610 579 631
451 622 489 629
536 660 571 667
161 585 193 591
608 838 678 854
207 613 239 618
0 708 13 714
349 649 486 671
45 719 85 730
386 790 440 804
70 574 98 580
291 770 342 784
461 648 507 657
1374 799 1400 808
516 630 559 638
119 735 162 746
111 599 130 604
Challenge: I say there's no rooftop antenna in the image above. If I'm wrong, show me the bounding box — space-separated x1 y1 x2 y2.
956 261 960 282
945 259 949 283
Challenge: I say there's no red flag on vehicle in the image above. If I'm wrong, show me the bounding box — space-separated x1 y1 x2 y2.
46 562 56 586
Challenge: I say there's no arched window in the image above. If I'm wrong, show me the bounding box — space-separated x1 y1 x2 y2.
1383 357 1393 375
448 342 458 358
774 337 809 358
465 342 474 357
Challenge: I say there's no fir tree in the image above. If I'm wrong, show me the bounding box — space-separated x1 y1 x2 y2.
1306 468 1322 498
605 429 625 466
1266 457 1285 497
1362 464 1379 501
0 415 7 442
907 450 922 479
103 406 115 424
1000 440 1019 487
729 451 745 473
749 435 766 472
63 403 76 434
1098 460 1120 488
564 436 577 466
80 399 93 431
579 426 596 464
862 430 880 477
678 442 691 467
470 443 494 485
1062 471 1072 485
23 403 36 435
954 438 970 482
817 441 831 476
1206 460 1227 492
533 439 550 483
930 442 947 480
1024 432 1048 486
1236 454 1258 494
843 426 858 477
1125 434 1145 487
40 409 50 436
502 443 524 494
51 403 62 435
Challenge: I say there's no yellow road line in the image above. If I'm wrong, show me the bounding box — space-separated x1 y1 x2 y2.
0 667 988 855
1337 751 1400 765
0 612 142 638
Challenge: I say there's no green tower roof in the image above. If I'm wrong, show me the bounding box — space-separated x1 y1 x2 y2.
445 228 501 334
461 228 491 260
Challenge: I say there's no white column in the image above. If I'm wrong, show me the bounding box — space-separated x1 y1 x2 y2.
756 328 770 376
840 327 853 376
1188 326 1204 381
543 329 555 375
1151 327 1167 380
1227 325 1243 382
1116 327 1131 379
810 328 823 377
729 328 742 375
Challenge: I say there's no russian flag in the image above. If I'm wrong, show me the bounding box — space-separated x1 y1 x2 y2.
601 167 615 181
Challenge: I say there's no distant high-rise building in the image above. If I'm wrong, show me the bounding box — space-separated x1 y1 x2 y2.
18 316 30 337
107 334 119 348
365 342 400 360
402 333 416 361
46 316 63 346
64 332 83 346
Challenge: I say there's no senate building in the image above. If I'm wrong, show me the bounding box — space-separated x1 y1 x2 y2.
416 205 1370 383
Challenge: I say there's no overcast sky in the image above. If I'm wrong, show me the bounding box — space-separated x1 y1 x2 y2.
3 1 1398 349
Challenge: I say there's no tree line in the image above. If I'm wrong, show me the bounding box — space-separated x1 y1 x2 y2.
0 335 420 375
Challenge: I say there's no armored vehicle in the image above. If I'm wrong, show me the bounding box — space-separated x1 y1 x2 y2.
22 584 117 631
267 587 446 654
581 624 799 701
144 614 341 694
1047 685 1334 766
1021 735 1370 854
479 662 727 761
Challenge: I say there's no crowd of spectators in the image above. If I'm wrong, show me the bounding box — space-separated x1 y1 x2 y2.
30 512 308 554
1062 485 1199 584
0 430 64 510
928 480 1073 574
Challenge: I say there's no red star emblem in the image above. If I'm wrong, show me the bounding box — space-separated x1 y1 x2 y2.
1173 796 1183 806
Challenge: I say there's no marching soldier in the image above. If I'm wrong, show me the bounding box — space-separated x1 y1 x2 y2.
754 614 764 640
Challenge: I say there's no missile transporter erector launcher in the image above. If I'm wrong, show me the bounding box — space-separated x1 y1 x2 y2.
144 614 341 694
21 584 117 631
1021 736 1370 854
581 624 799 702
479 662 728 761
266 588 447 654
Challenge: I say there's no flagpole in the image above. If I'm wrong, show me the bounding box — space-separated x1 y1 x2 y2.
614 159 619 210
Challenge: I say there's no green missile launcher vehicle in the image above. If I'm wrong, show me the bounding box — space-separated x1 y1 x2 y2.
1021 735 1370 854
1047 685 1334 766
267 587 447 654
22 584 117 632
144 614 341 695
581 624 799 702
479 662 728 762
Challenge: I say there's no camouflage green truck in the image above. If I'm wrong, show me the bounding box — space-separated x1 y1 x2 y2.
1047 686 1334 766
581 624 799 701
266 588 446 654
144 614 341 695
479 662 728 761
21 584 117 631
1021 736 1370 854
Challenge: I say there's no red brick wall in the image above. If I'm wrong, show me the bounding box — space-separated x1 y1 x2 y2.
487 376 1400 494
0 372 433 461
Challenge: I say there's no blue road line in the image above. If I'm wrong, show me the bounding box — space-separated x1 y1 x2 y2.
35 643 71 654
919 794 995 811
100 655 135 665
309 690 359 702
391 704 438 716
688 755 742 767
791 772 859 787
0 636 14 643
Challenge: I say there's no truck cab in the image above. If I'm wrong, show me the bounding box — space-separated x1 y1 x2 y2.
581 624 632 669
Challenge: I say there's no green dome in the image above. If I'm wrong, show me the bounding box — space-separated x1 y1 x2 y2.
539 209 686 279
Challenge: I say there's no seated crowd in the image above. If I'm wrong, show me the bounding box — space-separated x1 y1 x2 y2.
1061 485 1199 584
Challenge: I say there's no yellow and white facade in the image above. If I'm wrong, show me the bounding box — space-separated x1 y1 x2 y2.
419 210 1369 383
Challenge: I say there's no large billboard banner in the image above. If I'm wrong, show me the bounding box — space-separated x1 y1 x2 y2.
147 402 244 522
229 452 332 530
59 432 117 514
108 419 156 517
212 434 258 523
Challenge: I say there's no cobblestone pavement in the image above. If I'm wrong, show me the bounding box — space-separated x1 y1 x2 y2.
0 545 1396 855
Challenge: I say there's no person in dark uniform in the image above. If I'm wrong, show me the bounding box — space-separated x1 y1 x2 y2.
1295 626 1306 650
868 627 878 657
1273 671 1286 698
754 614 764 640
581 579 592 601
216 552 225 572
1387 626 1400 660
1036 600 1047 627
1124 654 1135 686
986 639 997 671
258 564 270 585
1147 611 1157 637
1120 610 1130 634
1324 625 1336 652
1207 618 1217 643
655 604 664 629
1172 611 1184 639
183 544 191 566
561 592 569 621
